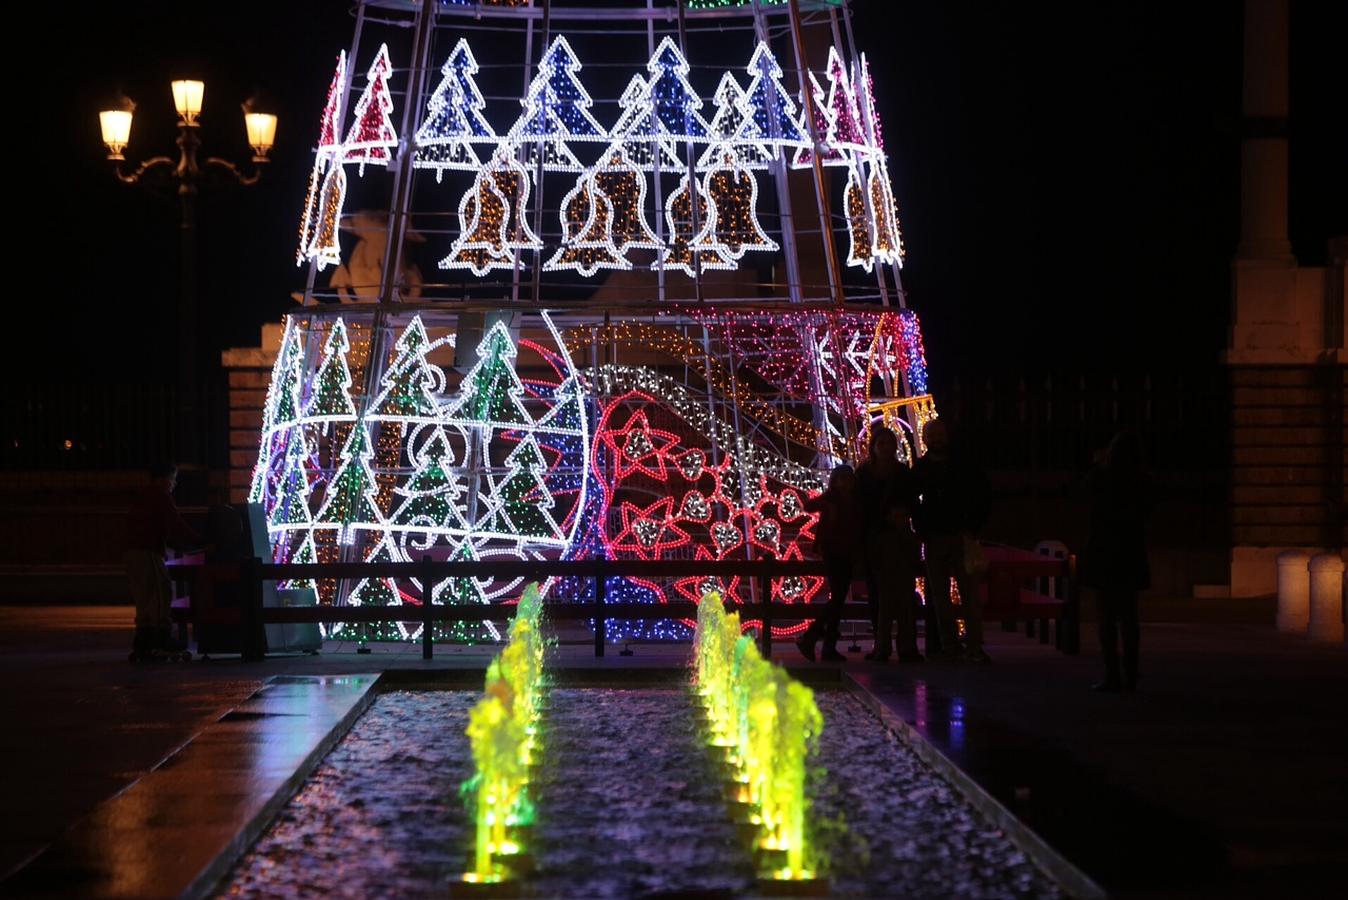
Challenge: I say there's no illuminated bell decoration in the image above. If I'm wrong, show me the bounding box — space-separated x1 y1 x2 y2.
307 164 347 270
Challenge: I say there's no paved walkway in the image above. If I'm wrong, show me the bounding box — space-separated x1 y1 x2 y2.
1 605 1343 898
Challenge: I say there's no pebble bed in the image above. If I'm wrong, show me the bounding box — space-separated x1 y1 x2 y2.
813 691 1061 899
219 688 1063 898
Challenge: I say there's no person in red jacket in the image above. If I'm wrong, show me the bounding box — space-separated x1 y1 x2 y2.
124 462 201 660
796 464 861 662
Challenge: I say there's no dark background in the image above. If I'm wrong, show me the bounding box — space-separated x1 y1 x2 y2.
11 1 1347 384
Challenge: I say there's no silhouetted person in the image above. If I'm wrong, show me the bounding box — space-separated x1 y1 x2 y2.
797 464 860 662
913 419 992 662
1082 431 1151 692
124 462 201 660
857 424 923 662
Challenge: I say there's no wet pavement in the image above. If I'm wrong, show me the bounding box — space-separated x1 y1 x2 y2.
1 606 1345 898
5 671 377 899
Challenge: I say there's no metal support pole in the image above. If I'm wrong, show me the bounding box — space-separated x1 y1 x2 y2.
379 0 438 307
594 558 607 658
786 0 846 308
421 553 435 660
759 557 773 659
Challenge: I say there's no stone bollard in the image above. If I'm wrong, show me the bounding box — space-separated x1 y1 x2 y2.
1307 554 1345 644
1275 550 1311 634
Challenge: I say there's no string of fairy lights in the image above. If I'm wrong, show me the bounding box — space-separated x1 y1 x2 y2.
295 33 903 278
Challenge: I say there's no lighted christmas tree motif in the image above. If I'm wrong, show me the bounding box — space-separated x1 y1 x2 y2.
367 316 440 423
303 318 358 423
414 48 482 174
486 434 559 540
592 146 660 253
645 37 709 141
428 540 491 642
269 431 314 532
611 75 682 172
297 52 347 263
316 421 383 545
335 534 408 642
543 172 629 276
510 36 605 172
343 44 398 175
703 144 777 258
868 162 903 264
791 70 844 168
659 173 734 274
699 72 770 170
844 163 874 272
317 51 348 157
307 163 347 270
857 54 885 152
283 531 319 591
390 426 467 550
740 42 806 155
824 46 866 149
249 321 306 504
451 320 532 429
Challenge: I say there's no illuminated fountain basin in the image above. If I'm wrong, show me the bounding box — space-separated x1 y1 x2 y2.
221 687 1062 899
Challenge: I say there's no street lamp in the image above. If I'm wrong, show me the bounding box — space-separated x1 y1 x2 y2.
99 81 277 468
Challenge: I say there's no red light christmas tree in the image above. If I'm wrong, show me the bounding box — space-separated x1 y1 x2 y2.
343 44 398 175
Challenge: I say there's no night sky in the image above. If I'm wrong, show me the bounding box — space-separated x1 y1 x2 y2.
17 1 1346 387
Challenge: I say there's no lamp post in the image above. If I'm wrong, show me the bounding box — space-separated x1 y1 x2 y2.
99 81 277 468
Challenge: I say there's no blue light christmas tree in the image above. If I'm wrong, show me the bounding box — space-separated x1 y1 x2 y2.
510 36 606 171
645 37 709 141
740 42 806 153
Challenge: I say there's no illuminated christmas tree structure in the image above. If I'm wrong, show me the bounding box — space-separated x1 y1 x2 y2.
257 0 935 643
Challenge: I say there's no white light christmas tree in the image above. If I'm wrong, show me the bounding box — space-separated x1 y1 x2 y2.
791 70 844 169
485 433 561 541
338 534 409 642
447 320 531 430
269 429 314 534
611 74 682 172
366 316 440 425
389 426 467 551
316 420 384 545
249 320 305 504
699 72 770 170
302 318 358 424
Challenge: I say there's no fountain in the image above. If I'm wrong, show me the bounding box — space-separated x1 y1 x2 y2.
460 582 546 889
694 593 825 888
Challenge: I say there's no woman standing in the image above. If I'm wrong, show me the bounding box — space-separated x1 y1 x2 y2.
855 424 923 662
